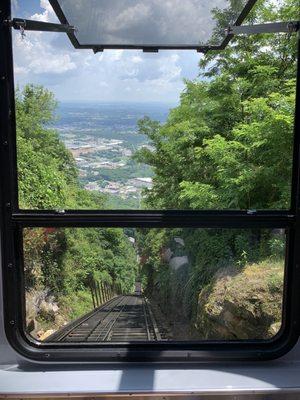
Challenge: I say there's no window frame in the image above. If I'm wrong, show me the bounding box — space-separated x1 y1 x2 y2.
49 0 258 52
1 0 300 362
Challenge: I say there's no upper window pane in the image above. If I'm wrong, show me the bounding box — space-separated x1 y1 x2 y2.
51 0 253 49
13 0 298 210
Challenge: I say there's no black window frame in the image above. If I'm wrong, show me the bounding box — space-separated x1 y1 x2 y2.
1 0 300 363
49 0 258 52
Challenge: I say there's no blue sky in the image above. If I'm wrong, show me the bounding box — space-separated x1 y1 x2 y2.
12 0 203 103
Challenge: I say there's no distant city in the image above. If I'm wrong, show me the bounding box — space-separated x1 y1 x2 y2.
54 102 172 208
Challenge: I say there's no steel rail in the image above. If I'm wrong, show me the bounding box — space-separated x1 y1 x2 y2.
96 298 128 342
82 296 126 342
142 297 151 341
45 295 120 342
47 295 162 343
145 298 162 341
63 296 122 342
102 299 130 341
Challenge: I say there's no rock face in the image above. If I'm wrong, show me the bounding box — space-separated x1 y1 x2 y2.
38 329 56 341
26 289 67 340
195 261 284 340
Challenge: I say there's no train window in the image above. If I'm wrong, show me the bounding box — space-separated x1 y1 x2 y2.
23 227 286 343
0 0 299 362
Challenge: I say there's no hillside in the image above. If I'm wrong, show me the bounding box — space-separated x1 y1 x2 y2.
196 259 284 339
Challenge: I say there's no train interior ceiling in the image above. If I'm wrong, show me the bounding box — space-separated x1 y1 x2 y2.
0 0 300 398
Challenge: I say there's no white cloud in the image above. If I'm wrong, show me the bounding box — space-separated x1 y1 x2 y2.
13 0 202 102
61 0 228 46
14 65 29 74
31 0 57 23
40 0 56 14
132 56 143 64
13 31 76 75
29 53 76 74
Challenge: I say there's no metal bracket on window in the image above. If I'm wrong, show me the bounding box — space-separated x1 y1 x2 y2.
143 48 159 53
227 21 299 36
93 47 104 54
93 46 160 54
4 18 76 34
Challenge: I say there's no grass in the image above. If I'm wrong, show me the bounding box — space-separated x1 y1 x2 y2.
195 257 284 340
58 290 94 321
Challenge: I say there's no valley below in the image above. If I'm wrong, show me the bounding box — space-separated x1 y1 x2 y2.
54 102 171 209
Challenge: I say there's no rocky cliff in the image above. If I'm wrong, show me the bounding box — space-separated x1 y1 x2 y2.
195 259 284 340
26 289 68 340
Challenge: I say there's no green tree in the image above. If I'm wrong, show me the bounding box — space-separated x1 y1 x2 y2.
134 0 297 327
18 85 138 325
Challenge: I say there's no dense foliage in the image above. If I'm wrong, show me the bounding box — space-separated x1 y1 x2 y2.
135 0 297 335
17 85 138 325
16 85 111 210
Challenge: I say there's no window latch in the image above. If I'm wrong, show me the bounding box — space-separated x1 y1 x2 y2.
4 18 76 34
247 209 257 215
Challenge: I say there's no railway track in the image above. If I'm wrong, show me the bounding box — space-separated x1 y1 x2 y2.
46 295 162 342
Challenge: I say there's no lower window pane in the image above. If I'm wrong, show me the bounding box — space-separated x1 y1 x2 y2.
22 227 286 342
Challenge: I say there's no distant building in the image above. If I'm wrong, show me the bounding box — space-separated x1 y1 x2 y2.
128 177 153 189
84 182 100 191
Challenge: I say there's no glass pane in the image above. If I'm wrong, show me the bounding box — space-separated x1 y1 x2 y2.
23 227 286 342
13 1 298 210
54 0 251 48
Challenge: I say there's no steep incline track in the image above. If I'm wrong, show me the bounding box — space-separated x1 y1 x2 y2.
46 295 161 342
